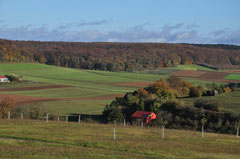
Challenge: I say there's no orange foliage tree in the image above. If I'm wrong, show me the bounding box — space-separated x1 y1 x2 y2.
0 97 16 118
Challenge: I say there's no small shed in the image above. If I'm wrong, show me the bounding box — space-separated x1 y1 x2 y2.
0 75 8 83
131 111 156 125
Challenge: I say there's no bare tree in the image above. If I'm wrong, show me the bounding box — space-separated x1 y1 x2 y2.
0 97 15 119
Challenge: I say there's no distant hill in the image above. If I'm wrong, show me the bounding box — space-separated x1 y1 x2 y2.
0 39 240 71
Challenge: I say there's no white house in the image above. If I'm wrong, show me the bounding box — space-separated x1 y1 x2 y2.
0 75 8 83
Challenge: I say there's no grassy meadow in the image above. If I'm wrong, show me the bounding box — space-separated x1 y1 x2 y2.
0 119 239 159
0 63 239 115
180 89 240 113
168 64 215 71
0 63 167 115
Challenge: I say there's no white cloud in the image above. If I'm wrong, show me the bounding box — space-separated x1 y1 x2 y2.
0 23 239 45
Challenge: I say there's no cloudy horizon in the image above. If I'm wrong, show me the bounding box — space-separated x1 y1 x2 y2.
0 0 239 45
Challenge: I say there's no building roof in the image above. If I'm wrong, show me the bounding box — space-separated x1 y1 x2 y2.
131 111 154 118
0 75 7 78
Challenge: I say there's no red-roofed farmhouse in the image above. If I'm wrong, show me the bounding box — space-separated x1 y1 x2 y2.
131 111 156 124
0 75 8 83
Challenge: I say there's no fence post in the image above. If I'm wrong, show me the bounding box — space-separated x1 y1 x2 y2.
237 126 239 138
58 116 60 122
202 126 204 138
66 116 68 122
161 125 165 139
113 126 116 140
46 114 48 123
78 115 81 123
124 118 126 126
8 111 10 119
21 113 23 119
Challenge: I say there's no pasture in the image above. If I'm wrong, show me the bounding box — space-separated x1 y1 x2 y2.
0 63 167 115
0 63 239 115
0 119 239 159
169 64 215 71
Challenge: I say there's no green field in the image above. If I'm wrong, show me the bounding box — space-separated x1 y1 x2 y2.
0 119 239 159
180 89 240 112
0 63 167 115
224 74 240 80
0 63 239 115
169 64 215 71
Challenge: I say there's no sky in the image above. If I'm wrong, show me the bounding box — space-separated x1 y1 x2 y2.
0 0 240 45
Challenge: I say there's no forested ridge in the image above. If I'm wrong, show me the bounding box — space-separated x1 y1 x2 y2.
1 39 240 71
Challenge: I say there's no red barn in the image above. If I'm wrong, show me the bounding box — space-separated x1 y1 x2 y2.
131 111 156 124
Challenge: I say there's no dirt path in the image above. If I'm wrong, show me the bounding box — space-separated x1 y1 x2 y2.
0 85 71 91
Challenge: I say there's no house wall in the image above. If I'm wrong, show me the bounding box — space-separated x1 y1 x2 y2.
0 78 8 82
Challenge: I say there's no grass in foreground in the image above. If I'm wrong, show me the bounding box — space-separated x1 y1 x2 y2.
0 120 239 159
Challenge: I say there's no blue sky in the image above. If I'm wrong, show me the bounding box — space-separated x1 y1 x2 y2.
0 0 240 44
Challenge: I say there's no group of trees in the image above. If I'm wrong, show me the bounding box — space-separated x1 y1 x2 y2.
4 74 22 82
1 39 240 72
102 76 240 134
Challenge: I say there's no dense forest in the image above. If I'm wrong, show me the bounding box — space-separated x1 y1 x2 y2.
1 39 240 71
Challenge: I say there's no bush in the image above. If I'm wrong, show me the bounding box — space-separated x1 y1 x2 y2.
13 104 48 120
194 100 224 112
189 86 203 97
223 87 231 94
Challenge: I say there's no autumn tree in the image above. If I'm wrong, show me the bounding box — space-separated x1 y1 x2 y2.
0 97 16 118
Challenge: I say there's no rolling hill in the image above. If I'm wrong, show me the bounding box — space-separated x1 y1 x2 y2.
0 63 239 115
1 39 240 72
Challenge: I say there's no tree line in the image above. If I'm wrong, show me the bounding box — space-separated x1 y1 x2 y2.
1 39 240 71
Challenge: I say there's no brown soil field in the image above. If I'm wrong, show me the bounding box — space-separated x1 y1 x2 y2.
173 70 206 78
0 85 71 91
0 93 59 106
198 71 229 80
0 93 123 106
115 82 153 87
226 70 240 73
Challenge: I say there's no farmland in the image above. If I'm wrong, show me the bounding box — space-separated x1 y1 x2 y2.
0 63 240 115
0 119 239 159
0 63 167 114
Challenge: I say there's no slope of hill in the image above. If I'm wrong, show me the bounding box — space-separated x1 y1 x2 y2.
1 39 240 72
0 63 168 114
0 120 239 159
0 63 239 115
